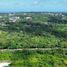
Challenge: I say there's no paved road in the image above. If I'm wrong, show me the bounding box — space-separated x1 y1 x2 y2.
0 48 67 51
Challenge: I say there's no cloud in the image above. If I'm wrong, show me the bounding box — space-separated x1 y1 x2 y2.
33 1 39 5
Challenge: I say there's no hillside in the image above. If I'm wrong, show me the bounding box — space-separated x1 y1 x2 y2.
0 12 67 67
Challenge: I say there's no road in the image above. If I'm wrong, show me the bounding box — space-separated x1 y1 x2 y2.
0 48 67 51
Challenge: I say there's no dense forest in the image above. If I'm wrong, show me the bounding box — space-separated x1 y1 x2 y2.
0 12 67 67
0 50 67 67
0 12 67 48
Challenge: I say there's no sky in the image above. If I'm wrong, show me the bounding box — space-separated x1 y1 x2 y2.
0 0 67 12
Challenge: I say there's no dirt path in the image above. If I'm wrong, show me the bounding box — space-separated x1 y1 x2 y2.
0 48 67 51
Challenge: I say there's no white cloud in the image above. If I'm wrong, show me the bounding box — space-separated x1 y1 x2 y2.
33 1 39 5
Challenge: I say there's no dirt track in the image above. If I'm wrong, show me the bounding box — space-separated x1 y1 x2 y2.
0 48 67 51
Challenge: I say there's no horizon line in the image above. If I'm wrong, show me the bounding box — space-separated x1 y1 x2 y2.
0 11 67 13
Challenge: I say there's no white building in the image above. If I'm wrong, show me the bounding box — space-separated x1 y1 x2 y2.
0 16 2 18
9 16 20 22
25 17 32 22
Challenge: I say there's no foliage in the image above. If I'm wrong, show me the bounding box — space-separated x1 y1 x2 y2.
0 50 67 67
